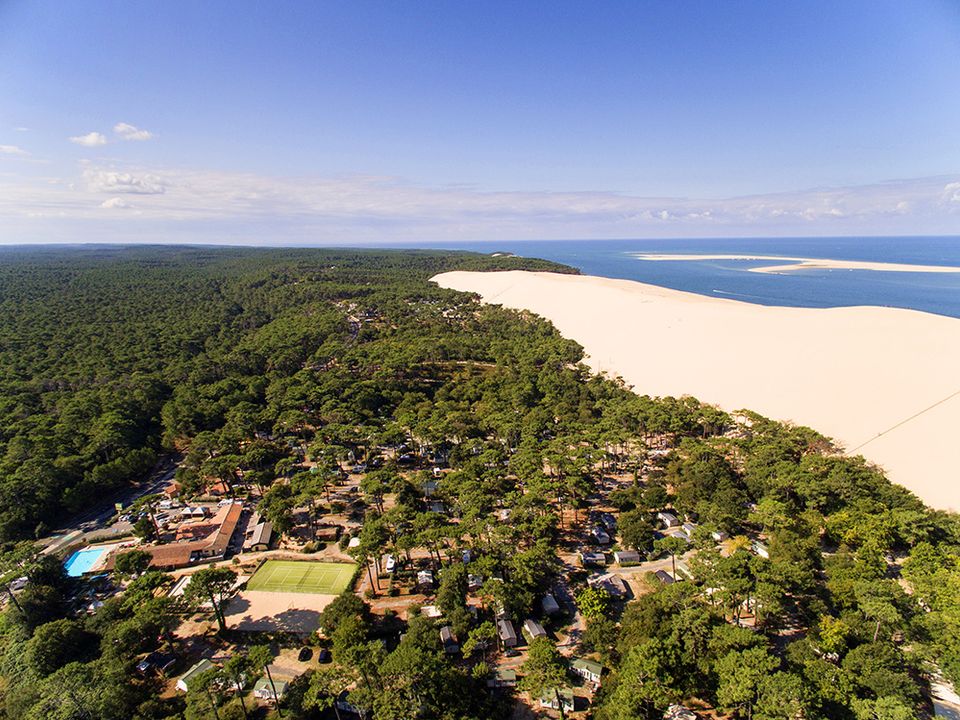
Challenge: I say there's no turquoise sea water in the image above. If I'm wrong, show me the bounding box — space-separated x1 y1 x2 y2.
401 237 960 320
64 545 110 577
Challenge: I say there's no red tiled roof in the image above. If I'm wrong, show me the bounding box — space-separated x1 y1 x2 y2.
207 480 231 496
132 502 243 569
145 544 196 568
205 503 243 556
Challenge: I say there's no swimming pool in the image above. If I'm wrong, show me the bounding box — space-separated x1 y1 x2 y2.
64 545 114 577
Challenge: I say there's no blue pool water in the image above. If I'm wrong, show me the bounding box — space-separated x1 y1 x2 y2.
381 236 960 319
64 545 111 577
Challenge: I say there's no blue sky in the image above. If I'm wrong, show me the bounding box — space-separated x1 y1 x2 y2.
2 0 960 243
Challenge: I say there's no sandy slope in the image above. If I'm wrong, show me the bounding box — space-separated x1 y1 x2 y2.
433 270 960 511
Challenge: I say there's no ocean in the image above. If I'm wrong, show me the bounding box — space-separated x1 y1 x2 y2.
404 237 960 320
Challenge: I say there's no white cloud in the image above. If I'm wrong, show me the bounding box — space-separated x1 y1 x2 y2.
0 145 28 157
100 197 133 209
113 122 153 141
69 132 107 147
943 182 960 204
83 168 166 194
1 162 960 242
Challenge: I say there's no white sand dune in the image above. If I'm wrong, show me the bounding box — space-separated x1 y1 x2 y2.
433 270 960 511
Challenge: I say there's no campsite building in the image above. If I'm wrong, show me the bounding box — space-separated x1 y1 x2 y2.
522 619 547 642
657 511 679 528
664 705 698 720
440 626 459 654
497 619 518 648
588 573 629 598
245 521 273 552
579 551 606 567
177 659 215 693
591 526 611 545
752 540 770 559
135 501 244 570
486 668 517 689
572 658 603 685
655 569 676 585
253 677 289 701
540 689 575 713
541 593 561 615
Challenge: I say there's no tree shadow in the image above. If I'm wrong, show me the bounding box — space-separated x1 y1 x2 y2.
224 595 251 614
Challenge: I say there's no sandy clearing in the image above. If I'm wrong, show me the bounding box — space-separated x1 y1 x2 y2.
224 589 336 633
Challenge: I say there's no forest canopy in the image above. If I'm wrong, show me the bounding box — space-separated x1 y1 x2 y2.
0 246 574 540
0 246 958 720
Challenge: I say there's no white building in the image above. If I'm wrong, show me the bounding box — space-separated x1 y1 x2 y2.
657 511 679 528
176 659 214 693
614 550 641 564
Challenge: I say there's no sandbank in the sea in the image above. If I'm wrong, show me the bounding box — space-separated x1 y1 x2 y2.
632 253 960 274
434 270 960 511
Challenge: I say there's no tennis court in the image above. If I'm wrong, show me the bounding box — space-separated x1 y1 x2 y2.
246 560 356 595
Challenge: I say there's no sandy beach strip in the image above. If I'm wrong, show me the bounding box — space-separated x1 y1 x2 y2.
433 270 960 511
632 253 960 274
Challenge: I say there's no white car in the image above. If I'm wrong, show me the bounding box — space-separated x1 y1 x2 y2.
385 555 396 572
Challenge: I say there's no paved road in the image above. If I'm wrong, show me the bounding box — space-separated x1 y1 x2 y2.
41 456 178 555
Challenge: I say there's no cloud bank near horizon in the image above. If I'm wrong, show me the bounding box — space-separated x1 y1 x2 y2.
1 160 959 244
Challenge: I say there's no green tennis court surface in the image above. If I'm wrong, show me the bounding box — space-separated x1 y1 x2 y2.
247 560 356 594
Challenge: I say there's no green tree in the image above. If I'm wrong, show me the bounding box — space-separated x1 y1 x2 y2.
305 664 354 720
603 638 680 720
185 566 237 634
576 585 610 622
435 563 467 616
185 666 225 720
716 647 780 720
462 621 498 664
654 535 688 578
24 619 97 677
755 671 808 720
132 516 156 542
319 591 371 636
519 637 569 720
113 549 151 578
222 653 254 720
619 508 655 551
248 644 283 718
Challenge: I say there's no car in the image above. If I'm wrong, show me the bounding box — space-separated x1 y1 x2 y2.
352 463 367 473
317 648 332 663
504 648 520 657
297 647 312 662
385 555 396 573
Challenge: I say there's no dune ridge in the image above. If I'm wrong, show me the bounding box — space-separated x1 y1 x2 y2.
433 270 960 511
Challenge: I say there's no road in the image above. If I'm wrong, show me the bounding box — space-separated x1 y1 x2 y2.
41 455 178 556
